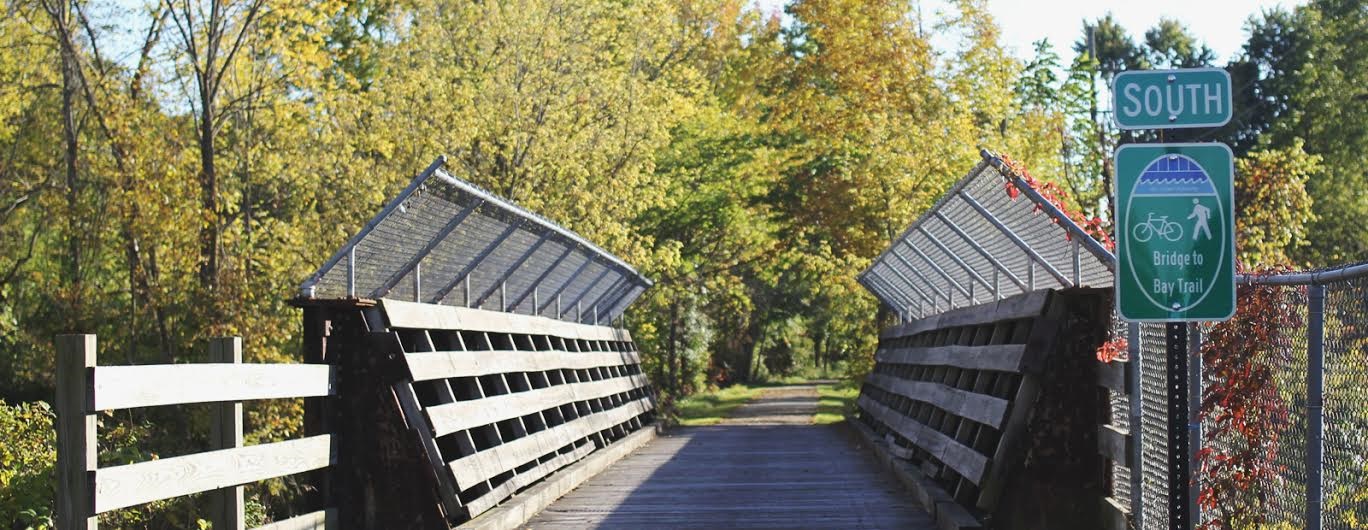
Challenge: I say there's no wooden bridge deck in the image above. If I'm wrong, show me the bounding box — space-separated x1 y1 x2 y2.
525 384 935 529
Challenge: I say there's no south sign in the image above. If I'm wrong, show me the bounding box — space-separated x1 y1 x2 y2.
1113 68 1232 130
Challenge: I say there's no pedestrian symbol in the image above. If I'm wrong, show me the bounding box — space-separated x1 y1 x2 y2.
1187 199 1212 241
1115 144 1235 321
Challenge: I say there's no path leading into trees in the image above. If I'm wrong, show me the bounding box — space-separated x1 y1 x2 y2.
524 384 935 529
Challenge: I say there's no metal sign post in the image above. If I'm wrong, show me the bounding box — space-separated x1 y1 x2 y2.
1166 322 1191 528
1114 66 1236 530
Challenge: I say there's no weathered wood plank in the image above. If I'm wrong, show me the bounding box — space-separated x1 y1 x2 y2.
449 398 652 489
974 375 1040 512
463 441 596 517
1100 496 1130 530
92 364 336 411
462 426 658 530
251 509 336 530
404 350 640 382
93 435 336 513
381 300 632 342
1097 359 1128 393
1097 424 1133 467
209 338 246 530
877 344 1029 373
393 381 465 518
56 334 97 530
881 290 1051 339
935 500 984 530
526 385 931 529
857 395 988 484
864 373 1009 428
849 417 953 518
427 374 649 437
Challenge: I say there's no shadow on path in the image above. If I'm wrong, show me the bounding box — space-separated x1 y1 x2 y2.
524 385 934 529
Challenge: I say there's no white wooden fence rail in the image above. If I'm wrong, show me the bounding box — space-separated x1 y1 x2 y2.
55 335 338 530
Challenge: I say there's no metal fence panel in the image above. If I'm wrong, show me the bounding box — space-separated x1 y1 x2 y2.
860 148 1368 530
859 150 1113 319
1322 276 1368 529
299 157 652 322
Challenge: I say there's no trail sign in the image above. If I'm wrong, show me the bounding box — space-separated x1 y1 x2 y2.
1113 68 1232 130
1116 143 1235 322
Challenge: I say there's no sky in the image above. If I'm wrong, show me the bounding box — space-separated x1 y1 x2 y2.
751 0 1306 65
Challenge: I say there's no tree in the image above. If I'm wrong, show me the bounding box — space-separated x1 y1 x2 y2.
1268 0 1368 262
1016 39 1061 110
168 0 267 291
1234 142 1319 267
1144 18 1216 68
1074 14 1146 82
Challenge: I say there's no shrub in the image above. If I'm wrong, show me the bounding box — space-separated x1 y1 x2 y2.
0 400 55 530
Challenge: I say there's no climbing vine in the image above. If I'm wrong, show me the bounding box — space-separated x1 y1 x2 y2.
995 154 1125 365
1196 277 1299 529
997 154 1116 251
1095 337 1127 363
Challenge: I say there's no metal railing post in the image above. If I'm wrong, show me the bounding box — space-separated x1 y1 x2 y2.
1072 240 1082 285
347 245 356 298
1308 284 1326 530
413 263 422 302
1127 322 1144 530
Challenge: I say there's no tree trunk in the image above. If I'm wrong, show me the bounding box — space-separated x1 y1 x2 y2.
57 1 81 325
198 78 218 290
667 298 679 398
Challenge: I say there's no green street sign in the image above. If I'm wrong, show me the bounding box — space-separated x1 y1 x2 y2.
1116 143 1235 322
1113 68 1232 130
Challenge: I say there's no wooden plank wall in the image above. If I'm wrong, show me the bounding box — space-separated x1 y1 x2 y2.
853 290 1060 530
1097 341 1136 530
377 300 656 525
55 335 338 530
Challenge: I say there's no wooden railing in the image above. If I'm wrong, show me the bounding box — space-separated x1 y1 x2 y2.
55 335 338 530
1097 339 1137 530
853 288 1115 530
853 290 1060 530
376 300 656 524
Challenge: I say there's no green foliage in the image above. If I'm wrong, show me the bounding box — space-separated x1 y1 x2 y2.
673 384 761 426
813 382 858 425
0 402 54 529
1234 142 1320 267
1144 18 1216 68
0 0 1360 523
1198 283 1301 530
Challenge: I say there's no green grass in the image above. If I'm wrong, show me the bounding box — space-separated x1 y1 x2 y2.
813 381 859 425
674 384 762 426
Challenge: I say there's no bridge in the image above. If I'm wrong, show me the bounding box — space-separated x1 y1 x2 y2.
53 152 1368 530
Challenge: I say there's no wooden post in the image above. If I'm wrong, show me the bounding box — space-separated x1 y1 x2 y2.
56 334 97 530
210 337 245 530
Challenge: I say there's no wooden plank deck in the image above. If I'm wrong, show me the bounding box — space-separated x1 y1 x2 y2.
525 384 935 529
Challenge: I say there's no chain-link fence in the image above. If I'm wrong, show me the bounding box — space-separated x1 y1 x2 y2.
1129 264 1368 530
854 147 1368 530
297 156 652 323
1317 273 1368 529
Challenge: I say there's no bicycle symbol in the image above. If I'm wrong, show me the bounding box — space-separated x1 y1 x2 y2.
1132 212 1184 243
